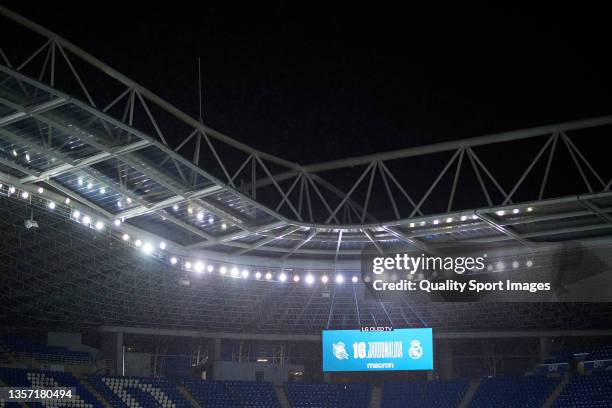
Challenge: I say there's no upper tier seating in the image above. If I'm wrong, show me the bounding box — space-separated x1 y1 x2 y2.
469 375 558 408
284 382 371 408
381 379 469 408
0 367 103 408
87 375 191 408
0 336 93 366
553 371 612 408
184 379 280 407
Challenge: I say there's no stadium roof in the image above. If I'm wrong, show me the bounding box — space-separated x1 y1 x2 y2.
1 6 612 333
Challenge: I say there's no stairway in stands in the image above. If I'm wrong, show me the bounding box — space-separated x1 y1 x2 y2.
369 385 382 408
274 385 292 408
458 379 481 408
542 372 571 408
177 384 203 408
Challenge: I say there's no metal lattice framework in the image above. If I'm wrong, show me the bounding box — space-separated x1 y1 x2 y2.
1 6 612 332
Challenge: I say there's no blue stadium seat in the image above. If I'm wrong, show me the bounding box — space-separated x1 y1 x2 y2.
381 379 469 408
284 382 371 408
469 375 558 408
0 335 93 366
184 379 280 407
553 371 612 407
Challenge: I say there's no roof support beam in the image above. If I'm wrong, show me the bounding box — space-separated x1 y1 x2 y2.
475 212 530 246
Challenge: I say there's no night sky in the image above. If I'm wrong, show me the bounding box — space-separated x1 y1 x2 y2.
3 3 611 165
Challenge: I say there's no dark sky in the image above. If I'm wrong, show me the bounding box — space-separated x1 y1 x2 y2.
3 3 611 164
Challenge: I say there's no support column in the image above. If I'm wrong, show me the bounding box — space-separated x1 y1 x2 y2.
439 341 454 380
539 336 551 362
116 332 124 376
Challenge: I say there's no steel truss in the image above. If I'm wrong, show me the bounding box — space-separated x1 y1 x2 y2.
0 5 611 270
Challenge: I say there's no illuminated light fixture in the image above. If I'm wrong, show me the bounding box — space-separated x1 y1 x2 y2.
187 207 193 214
172 204 179 211
87 182 93 189
12 149 17 156
25 153 31 162
420 221 426 226
527 207 533 212
8 186 15 194
82 215 91 225
293 275 300 282
197 212 204 221
114 219 121 226
37 187 44 194
221 223 227 230
65 198 71 205
409 223 415 228
257 358 268 363
472 214 478 220
117 201 123 208
207 265 214 273
460 215 467 221
72 210 80 219
134 239 142 247
278 273 287 282
78 178 83 186
512 208 519 214
335 274 344 284
170 257 177 264
122 233 130 241
433 219 439 225
446 217 453 223
220 266 227 275
21 191 29 199
47 201 56 210
496 210 505 216
231 267 239 277
241 269 249 278
496 261 504 271
265 272 272 280
126 197 132 204
255 271 262 279
95 221 104 230
194 261 204 273
184 261 192 269
305 274 314 285
159 241 166 250
526 259 533 268
99 187 106 194
321 275 329 284
208 217 214 224
352 276 359 283
512 260 519 269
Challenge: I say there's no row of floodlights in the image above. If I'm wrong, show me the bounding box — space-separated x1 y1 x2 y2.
410 207 534 227
173 259 360 284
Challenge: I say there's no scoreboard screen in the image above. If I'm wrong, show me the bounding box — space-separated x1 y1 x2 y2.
322 328 433 372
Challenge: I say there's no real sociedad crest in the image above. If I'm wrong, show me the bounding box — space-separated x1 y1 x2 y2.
333 342 349 360
408 339 423 360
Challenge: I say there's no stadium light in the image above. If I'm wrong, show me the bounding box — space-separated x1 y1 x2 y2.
8 186 15 194
496 261 504 271
117 201 123 208
242 269 249 278
305 274 314 285
25 153 30 162
21 191 29 199
188 207 193 214
526 259 533 267
512 208 520 214
460 215 467 221
197 212 204 220
159 241 166 250
134 239 142 247
37 187 43 194
82 215 91 225
114 219 121 226
409 222 415 228
172 204 179 211
472 214 478 220
142 243 153 254
207 264 214 273
496 210 505 216
255 271 262 279
220 266 227 275
278 273 287 282
208 216 214 224
352 276 359 283
11 149 17 156
221 223 227 230
99 187 106 194
293 275 300 282
122 233 129 241
170 257 177 265
433 219 439 225
335 274 344 284
512 260 519 269
265 272 272 280
184 261 192 270
446 217 453 223
47 201 56 210
78 178 83 186
95 221 104 230
72 210 80 219
321 275 329 284
87 182 93 189
65 197 71 204
126 197 132 204
231 267 239 277
527 207 534 212
194 261 204 273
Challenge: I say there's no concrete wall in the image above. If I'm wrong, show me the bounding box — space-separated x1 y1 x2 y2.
212 361 303 385
124 352 152 377
47 332 99 357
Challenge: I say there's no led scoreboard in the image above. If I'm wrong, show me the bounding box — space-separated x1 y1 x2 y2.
322 328 433 372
